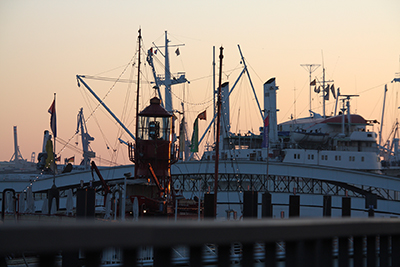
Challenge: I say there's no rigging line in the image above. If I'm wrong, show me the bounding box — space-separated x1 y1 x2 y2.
83 56 136 123
94 50 139 76
56 138 83 155
358 82 391 95
246 60 264 84
169 86 213 106
56 133 78 155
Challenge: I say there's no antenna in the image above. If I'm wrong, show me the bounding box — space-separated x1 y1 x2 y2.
301 64 320 115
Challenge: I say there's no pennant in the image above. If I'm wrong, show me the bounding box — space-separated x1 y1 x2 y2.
190 118 199 152
55 156 61 162
314 86 321 94
197 110 206 120
331 84 336 99
66 156 75 163
261 115 269 148
310 79 316 86
48 99 57 138
175 48 180 56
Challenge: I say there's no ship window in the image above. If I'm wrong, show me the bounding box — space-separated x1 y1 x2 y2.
321 155 324 160
325 155 328 160
298 154 300 159
308 154 310 160
339 156 341 160
335 155 337 161
311 155 314 160
294 154 297 159
361 156 364 162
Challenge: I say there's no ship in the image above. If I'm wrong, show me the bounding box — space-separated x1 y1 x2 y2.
2 31 400 221
2 30 400 267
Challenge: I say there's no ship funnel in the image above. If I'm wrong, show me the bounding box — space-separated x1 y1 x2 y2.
263 78 278 147
221 82 230 138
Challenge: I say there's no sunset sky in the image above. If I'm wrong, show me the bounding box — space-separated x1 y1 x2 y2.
1 1 399 165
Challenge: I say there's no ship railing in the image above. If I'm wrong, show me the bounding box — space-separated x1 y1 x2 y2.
1 217 400 266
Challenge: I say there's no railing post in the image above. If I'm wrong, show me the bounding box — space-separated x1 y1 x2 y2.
285 241 298 267
289 195 300 217
342 197 351 217
300 240 316 267
379 235 389 267
392 235 400 267
122 249 137 267
153 247 172 267
264 242 276 267
366 235 376 267
189 246 203 267
353 236 363 267
323 195 331 217
85 251 102 267
315 239 333 267
338 237 349 267
262 191 272 218
217 245 230 267
242 243 254 267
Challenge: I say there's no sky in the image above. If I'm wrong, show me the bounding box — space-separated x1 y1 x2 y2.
1 0 399 166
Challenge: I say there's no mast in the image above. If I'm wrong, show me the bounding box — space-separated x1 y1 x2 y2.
322 68 326 118
379 84 388 147
164 31 172 112
214 46 223 218
301 64 320 115
213 46 216 142
134 28 142 179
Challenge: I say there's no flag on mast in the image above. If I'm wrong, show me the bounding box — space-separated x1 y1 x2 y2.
197 110 206 120
48 98 57 138
261 115 269 148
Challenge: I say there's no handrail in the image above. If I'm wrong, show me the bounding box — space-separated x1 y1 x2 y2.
1 217 400 266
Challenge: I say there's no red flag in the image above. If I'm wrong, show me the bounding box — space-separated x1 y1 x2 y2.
48 99 57 138
197 110 206 120
310 79 316 86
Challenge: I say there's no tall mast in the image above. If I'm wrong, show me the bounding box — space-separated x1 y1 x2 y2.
379 84 388 147
164 31 172 112
213 46 216 142
134 28 142 179
214 46 223 218
322 68 326 118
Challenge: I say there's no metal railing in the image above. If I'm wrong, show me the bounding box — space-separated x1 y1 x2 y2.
1 217 400 267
